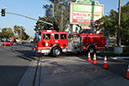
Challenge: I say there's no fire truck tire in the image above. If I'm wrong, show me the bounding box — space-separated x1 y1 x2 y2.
52 47 61 57
88 46 96 54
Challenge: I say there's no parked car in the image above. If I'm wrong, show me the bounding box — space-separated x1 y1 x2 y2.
30 41 34 43
0 39 4 42
3 41 13 46
22 41 26 44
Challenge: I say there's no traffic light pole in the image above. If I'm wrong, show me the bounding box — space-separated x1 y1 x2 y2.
5 12 53 26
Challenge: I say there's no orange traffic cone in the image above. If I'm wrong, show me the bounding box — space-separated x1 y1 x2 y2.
4 44 6 48
93 53 97 64
126 65 129 79
87 52 91 61
103 56 108 69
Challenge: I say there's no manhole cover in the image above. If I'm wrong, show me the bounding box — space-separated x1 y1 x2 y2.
84 68 99 72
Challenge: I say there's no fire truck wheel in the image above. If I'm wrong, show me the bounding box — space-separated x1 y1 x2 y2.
52 47 61 57
88 46 96 54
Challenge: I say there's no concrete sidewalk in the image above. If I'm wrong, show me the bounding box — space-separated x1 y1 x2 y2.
36 56 129 86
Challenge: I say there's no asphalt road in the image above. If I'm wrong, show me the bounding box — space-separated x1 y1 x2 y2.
76 53 129 79
40 52 129 79
0 43 129 86
35 53 129 86
39 52 129 80
0 43 37 86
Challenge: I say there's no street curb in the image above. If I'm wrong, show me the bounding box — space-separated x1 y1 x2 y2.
10 47 17 54
97 56 129 60
33 61 41 86
110 57 129 60
17 60 37 86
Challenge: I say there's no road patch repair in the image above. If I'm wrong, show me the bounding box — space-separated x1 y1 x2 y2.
35 56 129 86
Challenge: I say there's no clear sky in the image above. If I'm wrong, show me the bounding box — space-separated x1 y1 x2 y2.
0 0 128 37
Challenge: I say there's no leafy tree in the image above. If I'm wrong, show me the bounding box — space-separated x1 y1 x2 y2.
34 17 54 31
96 1 129 45
34 0 76 32
14 25 20 35
20 26 29 40
1 28 14 39
0 32 4 38
13 25 29 40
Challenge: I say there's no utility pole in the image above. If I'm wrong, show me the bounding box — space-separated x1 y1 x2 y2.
117 0 121 46
20 28 22 42
52 3 55 30
114 0 123 54
61 6 63 31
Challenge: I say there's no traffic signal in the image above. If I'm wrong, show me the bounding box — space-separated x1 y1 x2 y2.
1 9 5 16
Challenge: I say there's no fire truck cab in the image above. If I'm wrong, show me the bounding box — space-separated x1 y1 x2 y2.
33 30 105 56
33 30 68 56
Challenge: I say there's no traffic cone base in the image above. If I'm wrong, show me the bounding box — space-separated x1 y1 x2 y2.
4 44 6 48
93 60 97 64
126 65 129 79
87 57 91 61
126 72 129 79
103 63 108 69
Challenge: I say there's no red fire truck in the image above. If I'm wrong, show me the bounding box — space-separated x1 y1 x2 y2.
32 30 105 56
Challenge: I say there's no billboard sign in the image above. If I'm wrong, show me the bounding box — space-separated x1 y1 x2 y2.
70 0 104 29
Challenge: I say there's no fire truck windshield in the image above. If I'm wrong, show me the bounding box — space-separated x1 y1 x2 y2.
34 32 42 41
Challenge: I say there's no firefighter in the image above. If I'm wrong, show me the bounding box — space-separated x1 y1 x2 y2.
72 32 80 49
62 35 66 39
73 32 78 37
44 34 49 40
